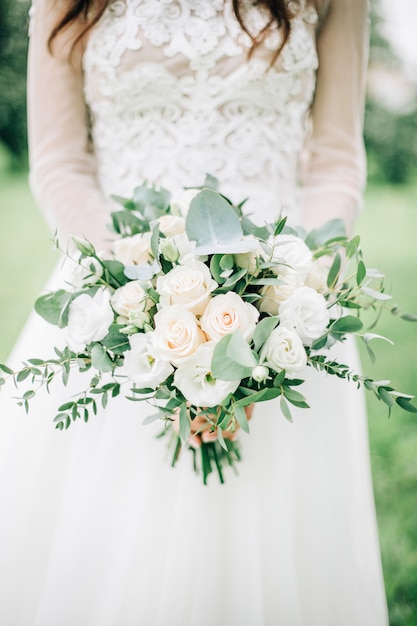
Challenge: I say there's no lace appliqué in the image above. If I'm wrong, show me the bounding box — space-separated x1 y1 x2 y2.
83 0 319 223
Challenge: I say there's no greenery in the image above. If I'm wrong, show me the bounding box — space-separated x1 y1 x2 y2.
0 157 416 621
0 0 30 168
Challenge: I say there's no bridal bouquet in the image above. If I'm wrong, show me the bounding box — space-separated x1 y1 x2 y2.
1 179 416 484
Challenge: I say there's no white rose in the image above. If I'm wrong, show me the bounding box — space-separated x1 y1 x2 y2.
174 189 200 217
124 333 173 389
152 306 206 365
66 288 114 353
173 342 240 407
113 232 153 266
200 292 259 342
306 259 330 293
156 260 217 316
111 281 151 317
270 234 313 280
279 286 330 346
260 322 307 375
158 214 186 236
258 273 304 315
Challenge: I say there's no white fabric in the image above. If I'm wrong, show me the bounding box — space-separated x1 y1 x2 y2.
0 1 388 624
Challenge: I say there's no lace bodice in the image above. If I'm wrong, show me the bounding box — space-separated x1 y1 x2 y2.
82 0 318 222
27 0 369 248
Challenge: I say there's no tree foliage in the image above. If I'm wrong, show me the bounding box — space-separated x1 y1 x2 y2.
0 0 30 167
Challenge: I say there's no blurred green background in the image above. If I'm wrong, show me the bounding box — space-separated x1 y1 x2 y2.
0 1 416 624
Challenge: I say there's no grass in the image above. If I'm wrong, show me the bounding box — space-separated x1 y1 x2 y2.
0 157 416 625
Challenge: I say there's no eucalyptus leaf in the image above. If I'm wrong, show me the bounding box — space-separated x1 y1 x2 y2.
179 403 190 444
331 316 363 334
356 260 366 286
186 189 258 255
211 335 253 380
327 252 341 288
280 396 293 422
252 316 279 352
35 290 73 328
234 404 250 434
226 331 258 368
305 219 346 249
90 344 114 373
361 287 392 301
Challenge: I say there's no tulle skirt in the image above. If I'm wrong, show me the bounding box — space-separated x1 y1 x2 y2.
0 270 388 626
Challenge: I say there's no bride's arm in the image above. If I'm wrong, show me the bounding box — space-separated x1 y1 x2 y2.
300 0 369 235
27 0 112 250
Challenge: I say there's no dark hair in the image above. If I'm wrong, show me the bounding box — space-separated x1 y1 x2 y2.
49 0 300 61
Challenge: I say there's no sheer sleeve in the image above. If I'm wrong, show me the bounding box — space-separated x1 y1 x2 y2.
27 0 113 251
299 0 369 235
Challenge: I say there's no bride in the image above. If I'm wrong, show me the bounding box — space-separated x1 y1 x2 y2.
0 1 389 624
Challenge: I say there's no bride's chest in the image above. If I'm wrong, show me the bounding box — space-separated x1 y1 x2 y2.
84 0 318 74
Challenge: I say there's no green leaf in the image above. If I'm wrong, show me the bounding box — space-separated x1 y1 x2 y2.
356 260 366 286
143 413 163 425
378 387 394 408
16 369 30 383
283 387 309 408
186 189 256 255
252 316 279 352
211 333 254 381
311 333 329 350
133 184 171 220
235 387 281 407
101 324 131 355
179 403 190 444
280 396 293 422
361 287 392 301
234 404 250 434
345 235 360 259
0 363 13 375
90 344 114 373
327 252 341 288
216 427 228 451
395 397 417 413
102 260 127 286
305 219 346 249
331 316 363 334
35 290 73 327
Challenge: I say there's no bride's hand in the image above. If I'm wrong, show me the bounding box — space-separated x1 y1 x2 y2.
175 405 254 449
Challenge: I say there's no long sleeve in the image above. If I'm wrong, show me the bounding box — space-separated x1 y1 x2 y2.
27 0 113 251
299 0 369 235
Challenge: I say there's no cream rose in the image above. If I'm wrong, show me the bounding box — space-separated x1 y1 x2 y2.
113 232 152 266
279 286 330 346
173 342 240 407
124 333 173 389
111 281 151 318
158 214 186 237
258 273 304 315
260 322 307 375
270 234 313 280
66 288 114 353
152 306 206 365
156 261 217 316
200 292 259 342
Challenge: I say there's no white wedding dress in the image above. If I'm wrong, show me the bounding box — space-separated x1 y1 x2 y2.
0 1 389 624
